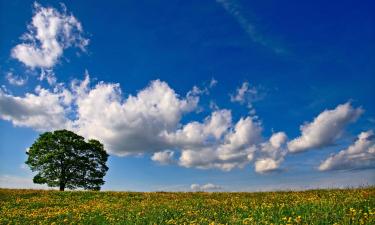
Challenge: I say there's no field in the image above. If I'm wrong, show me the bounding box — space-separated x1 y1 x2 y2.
0 188 374 224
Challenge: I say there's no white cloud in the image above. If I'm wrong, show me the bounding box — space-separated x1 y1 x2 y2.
0 75 272 172
190 183 222 191
178 116 262 171
230 82 251 104
188 85 207 96
288 102 363 153
254 132 287 173
5 72 28 86
0 74 200 156
254 158 282 173
187 78 218 97
39 69 57 85
72 78 199 156
0 86 71 131
3 74 368 174
230 82 264 115
11 2 88 69
269 132 288 149
319 130 375 171
151 150 175 165
179 148 237 171
209 78 218 88
163 109 232 148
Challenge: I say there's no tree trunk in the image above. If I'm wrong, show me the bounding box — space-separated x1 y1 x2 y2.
59 182 65 191
60 160 65 191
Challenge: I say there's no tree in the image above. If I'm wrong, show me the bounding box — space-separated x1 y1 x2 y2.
26 130 109 191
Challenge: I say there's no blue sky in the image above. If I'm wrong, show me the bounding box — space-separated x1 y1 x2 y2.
0 0 374 191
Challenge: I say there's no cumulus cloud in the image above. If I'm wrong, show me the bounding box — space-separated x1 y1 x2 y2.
5 72 28 86
0 73 270 171
254 132 287 173
288 102 363 153
72 78 199 155
0 74 199 155
178 116 262 171
163 109 232 148
319 130 375 171
190 183 222 191
254 158 281 173
151 150 175 165
11 2 88 69
0 86 71 131
4 73 367 174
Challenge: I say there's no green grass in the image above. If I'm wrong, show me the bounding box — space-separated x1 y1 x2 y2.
0 187 374 224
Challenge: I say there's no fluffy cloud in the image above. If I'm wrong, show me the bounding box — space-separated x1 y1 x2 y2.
72 78 199 155
0 74 200 155
151 150 175 165
163 109 232 148
288 103 363 153
319 130 375 171
254 132 287 173
254 158 281 173
178 116 262 171
0 74 269 171
11 2 88 69
218 116 262 161
5 72 28 86
3 73 368 174
0 86 70 131
190 183 222 191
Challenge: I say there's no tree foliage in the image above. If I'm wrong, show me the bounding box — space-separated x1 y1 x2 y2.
26 130 109 191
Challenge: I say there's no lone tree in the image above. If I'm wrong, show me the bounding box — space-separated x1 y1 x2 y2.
26 130 109 191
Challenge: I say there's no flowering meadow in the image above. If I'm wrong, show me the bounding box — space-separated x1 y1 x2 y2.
0 187 374 224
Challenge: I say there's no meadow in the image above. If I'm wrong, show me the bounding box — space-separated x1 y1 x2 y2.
0 187 374 224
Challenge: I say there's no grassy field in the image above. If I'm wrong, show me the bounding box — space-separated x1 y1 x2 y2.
0 187 374 224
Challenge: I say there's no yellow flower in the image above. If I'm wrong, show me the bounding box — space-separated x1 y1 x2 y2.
295 215 302 223
242 217 253 224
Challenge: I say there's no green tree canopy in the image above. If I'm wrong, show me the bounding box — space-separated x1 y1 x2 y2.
26 130 109 191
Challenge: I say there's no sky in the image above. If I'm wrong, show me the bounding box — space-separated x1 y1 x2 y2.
0 0 374 192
